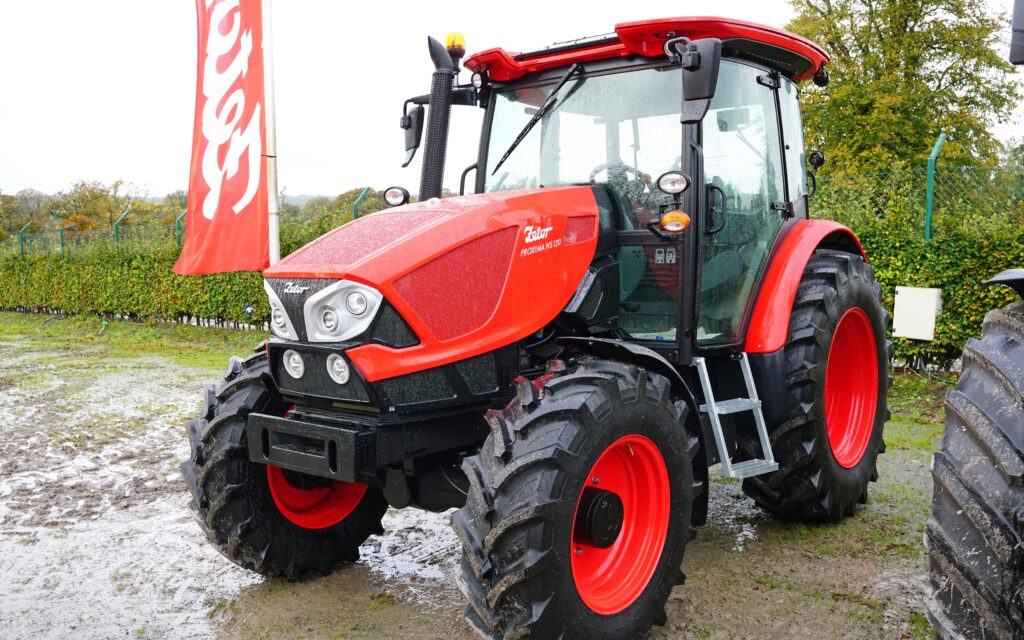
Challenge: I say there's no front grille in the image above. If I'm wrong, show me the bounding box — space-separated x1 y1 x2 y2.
270 345 371 403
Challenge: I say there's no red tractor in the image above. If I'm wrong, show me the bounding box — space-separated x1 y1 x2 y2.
182 17 889 639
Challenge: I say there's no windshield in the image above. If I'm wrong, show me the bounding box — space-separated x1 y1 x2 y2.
484 66 682 194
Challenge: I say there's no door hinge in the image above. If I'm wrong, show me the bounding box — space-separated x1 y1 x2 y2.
757 72 781 89
771 201 794 217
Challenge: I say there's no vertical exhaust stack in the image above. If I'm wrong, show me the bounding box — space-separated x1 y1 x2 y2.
418 37 456 201
1012 0 1023 65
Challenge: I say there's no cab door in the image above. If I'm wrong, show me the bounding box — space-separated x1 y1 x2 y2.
697 61 791 346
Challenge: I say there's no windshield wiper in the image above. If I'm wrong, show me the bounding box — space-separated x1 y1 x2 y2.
491 63 582 175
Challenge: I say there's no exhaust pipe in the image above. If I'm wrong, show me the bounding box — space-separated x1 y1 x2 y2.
1012 0 1023 65
418 37 455 201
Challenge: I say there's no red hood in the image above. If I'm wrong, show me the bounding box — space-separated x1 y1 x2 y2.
266 187 601 382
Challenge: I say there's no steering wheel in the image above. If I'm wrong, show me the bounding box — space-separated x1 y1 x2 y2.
589 162 650 202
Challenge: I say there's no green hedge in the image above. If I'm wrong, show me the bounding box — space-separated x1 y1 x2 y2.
0 173 1021 366
0 248 268 325
816 169 1024 366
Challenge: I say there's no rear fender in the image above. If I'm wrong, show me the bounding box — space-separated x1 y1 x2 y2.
744 219 866 354
985 269 1024 298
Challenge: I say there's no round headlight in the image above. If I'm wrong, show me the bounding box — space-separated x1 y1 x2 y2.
271 306 286 327
656 171 690 195
321 306 339 332
384 186 410 207
282 349 305 379
471 72 485 89
326 354 350 385
346 292 368 316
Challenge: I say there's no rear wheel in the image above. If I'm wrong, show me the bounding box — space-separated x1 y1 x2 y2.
742 249 889 520
451 360 698 639
180 349 387 578
925 301 1024 639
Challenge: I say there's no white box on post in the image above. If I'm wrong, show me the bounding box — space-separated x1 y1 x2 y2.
893 286 942 341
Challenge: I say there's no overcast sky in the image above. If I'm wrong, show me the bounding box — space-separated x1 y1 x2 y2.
0 1 1020 199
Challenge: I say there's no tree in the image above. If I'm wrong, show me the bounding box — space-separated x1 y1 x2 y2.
787 0 1021 173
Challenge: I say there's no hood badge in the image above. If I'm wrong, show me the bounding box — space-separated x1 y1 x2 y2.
283 282 311 295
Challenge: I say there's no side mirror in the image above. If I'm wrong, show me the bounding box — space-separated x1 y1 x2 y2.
400 104 425 168
809 149 826 171
666 37 722 125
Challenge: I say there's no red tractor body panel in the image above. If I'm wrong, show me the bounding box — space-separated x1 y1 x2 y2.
265 187 600 382
466 16 829 82
744 219 866 353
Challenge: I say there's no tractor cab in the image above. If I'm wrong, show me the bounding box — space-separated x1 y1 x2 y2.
398 17 830 362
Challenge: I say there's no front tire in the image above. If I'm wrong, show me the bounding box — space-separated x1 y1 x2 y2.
180 349 388 579
451 360 698 639
742 249 889 520
925 301 1024 639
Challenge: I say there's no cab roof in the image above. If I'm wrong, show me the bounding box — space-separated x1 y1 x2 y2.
465 16 828 83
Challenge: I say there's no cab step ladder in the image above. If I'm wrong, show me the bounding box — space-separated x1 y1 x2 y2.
693 353 779 478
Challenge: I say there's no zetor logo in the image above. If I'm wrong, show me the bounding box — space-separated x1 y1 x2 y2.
282 282 310 295
199 0 262 221
523 225 554 244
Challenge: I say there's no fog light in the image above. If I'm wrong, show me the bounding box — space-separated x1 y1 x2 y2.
282 349 305 379
346 292 368 316
272 306 286 327
321 306 339 331
326 353 350 385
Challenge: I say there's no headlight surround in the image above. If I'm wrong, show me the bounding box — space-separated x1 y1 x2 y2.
264 281 299 340
304 280 383 342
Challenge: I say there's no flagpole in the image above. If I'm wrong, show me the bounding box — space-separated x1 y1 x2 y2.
262 0 281 265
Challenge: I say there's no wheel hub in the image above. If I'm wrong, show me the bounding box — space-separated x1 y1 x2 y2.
573 486 624 549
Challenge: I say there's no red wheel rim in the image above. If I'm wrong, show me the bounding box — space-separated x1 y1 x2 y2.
266 466 367 530
570 434 670 615
824 307 879 468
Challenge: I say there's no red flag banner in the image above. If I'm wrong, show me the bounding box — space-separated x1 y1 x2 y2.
174 0 269 275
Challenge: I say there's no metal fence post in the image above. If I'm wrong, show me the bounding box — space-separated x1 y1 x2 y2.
175 210 187 245
18 220 32 257
59 222 80 257
925 132 947 242
113 205 132 246
352 187 370 219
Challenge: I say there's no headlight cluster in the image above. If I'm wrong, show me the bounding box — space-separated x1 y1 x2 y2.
304 281 382 342
262 278 384 343
279 349 351 385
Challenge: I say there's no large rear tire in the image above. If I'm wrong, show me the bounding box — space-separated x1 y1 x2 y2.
925 301 1024 639
742 249 890 520
451 360 698 640
180 349 388 579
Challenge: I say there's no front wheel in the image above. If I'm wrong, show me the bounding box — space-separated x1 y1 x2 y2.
451 360 698 639
180 350 387 578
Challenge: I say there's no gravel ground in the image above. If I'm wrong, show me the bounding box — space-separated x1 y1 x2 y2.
0 316 938 639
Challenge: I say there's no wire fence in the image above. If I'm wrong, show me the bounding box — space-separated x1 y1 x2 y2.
814 165 1024 231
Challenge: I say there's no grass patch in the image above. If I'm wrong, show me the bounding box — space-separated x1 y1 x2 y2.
884 421 944 452
0 311 261 370
888 370 951 424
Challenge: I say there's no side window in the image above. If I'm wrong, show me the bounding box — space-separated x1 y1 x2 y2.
698 61 787 345
778 79 806 200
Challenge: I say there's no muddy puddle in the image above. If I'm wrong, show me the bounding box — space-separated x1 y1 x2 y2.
0 334 934 639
